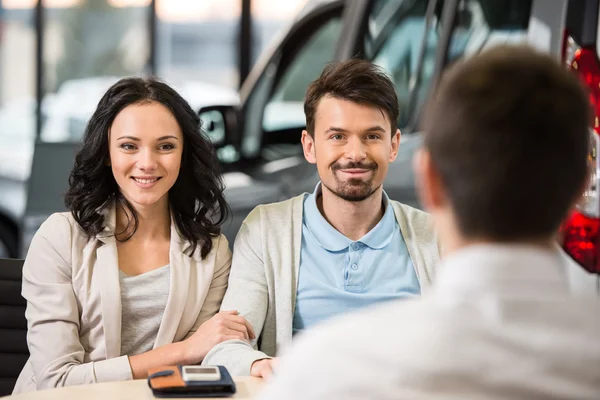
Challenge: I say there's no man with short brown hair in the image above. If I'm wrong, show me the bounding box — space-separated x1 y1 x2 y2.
202 59 441 378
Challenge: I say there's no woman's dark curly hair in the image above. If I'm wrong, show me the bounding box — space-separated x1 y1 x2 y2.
65 77 229 259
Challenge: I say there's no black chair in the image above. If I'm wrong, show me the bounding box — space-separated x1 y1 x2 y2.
0 258 28 396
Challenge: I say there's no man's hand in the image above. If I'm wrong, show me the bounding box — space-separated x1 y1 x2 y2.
251 358 278 379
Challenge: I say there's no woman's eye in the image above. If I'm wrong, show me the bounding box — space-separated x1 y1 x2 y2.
120 143 136 151
159 143 175 151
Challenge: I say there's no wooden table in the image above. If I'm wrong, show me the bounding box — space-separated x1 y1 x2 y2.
5 377 264 399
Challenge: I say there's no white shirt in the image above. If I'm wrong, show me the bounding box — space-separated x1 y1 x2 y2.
258 244 600 400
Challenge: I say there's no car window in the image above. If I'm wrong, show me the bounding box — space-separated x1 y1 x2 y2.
363 0 435 130
446 0 532 62
238 9 343 161
39 2 152 143
360 0 532 131
261 17 342 134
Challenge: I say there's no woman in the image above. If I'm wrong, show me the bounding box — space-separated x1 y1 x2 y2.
13 78 254 393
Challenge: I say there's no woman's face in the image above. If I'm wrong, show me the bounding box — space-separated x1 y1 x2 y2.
108 101 183 210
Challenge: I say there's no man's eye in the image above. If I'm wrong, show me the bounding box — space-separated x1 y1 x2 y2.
331 134 344 140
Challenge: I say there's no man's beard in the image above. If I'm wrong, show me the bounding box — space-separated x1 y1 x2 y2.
324 161 380 202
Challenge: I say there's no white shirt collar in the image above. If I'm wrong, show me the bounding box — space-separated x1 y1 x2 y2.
434 243 570 296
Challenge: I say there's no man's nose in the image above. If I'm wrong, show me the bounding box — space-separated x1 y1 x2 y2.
345 137 367 161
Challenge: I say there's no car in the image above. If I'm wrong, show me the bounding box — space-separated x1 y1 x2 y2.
6 0 600 291
554 0 600 284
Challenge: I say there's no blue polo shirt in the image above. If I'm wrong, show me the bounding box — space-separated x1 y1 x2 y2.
292 183 420 335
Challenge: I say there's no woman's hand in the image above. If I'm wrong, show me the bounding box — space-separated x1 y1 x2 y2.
184 310 256 364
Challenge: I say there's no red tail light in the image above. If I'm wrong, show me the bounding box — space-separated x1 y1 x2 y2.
560 36 600 274
561 212 600 274
570 47 600 133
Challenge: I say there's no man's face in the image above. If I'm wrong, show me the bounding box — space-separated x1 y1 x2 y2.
302 95 400 202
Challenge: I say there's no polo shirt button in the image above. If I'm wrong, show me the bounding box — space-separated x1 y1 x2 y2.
351 263 358 270
352 243 360 250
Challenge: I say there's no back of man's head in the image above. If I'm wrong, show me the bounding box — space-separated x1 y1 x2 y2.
422 45 590 242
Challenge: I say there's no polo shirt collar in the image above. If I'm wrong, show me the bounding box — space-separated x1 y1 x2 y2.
304 182 396 252
360 196 396 249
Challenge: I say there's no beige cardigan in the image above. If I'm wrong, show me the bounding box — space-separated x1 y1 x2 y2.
202 194 441 376
13 206 231 393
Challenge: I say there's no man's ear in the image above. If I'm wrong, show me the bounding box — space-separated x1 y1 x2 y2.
413 148 447 212
301 130 317 164
389 129 401 162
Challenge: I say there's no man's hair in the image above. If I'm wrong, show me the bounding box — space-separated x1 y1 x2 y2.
304 58 399 136
422 45 590 241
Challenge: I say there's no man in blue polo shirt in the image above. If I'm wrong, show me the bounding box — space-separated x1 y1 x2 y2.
202 59 440 378
293 182 421 334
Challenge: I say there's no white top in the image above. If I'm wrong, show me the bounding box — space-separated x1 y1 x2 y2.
119 265 170 356
257 244 600 400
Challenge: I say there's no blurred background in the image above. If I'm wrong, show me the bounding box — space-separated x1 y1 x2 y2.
0 0 598 285
0 0 553 258
0 0 308 257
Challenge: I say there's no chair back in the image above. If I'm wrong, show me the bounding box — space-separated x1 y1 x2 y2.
0 258 28 396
